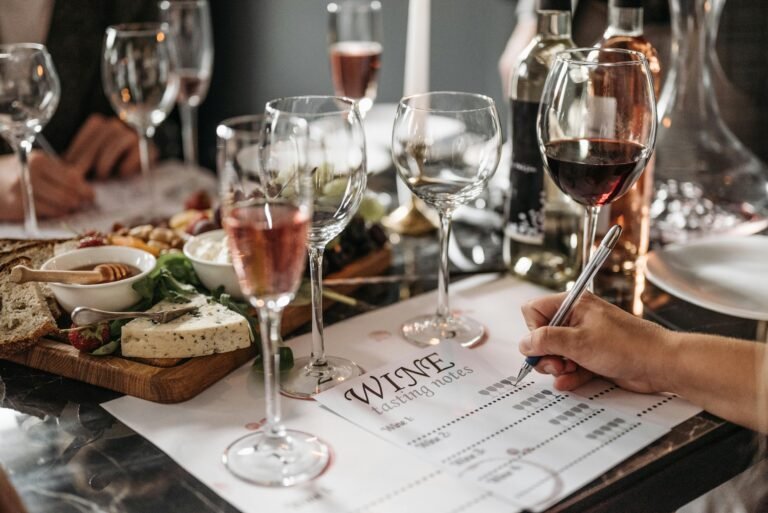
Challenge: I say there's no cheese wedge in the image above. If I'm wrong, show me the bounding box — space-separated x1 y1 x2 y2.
121 295 253 358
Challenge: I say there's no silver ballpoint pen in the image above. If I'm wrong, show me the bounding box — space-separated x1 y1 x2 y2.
513 224 623 386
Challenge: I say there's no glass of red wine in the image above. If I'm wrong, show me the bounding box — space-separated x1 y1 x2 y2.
327 0 382 117
537 48 657 289
218 115 330 486
392 92 502 348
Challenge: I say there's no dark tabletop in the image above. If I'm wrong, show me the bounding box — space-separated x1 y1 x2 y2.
0 173 763 513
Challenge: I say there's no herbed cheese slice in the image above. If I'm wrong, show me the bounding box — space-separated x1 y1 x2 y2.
121 295 253 358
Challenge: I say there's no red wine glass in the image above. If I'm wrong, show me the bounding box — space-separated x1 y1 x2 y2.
218 115 330 486
537 48 657 290
327 0 382 117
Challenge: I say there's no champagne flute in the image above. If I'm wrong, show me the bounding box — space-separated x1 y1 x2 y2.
219 114 330 486
102 23 179 216
392 92 501 347
537 48 657 290
269 96 367 399
327 0 382 117
0 43 60 235
159 0 214 166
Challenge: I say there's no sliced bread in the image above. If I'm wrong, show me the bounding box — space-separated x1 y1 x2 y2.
0 257 57 357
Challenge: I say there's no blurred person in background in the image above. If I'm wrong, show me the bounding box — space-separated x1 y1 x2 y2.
0 0 179 222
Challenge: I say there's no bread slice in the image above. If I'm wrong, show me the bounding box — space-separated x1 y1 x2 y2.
0 241 65 320
0 257 57 357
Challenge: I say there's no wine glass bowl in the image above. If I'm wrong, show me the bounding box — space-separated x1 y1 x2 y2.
392 91 502 347
159 0 213 165
537 48 656 286
266 96 367 399
327 0 382 116
0 43 60 234
218 114 330 486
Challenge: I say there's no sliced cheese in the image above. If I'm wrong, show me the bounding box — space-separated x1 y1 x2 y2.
121 295 252 358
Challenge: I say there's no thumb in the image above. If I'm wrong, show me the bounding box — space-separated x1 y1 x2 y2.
519 325 581 360
521 293 569 330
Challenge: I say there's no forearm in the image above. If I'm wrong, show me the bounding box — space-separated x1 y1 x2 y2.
660 332 766 432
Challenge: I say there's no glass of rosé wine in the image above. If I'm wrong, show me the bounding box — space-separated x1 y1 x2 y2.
327 0 382 117
218 114 330 487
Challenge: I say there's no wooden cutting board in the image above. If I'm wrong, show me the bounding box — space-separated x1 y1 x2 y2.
5 247 391 403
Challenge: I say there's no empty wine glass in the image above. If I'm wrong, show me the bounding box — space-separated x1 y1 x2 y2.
269 96 367 399
102 23 179 215
219 114 330 486
327 0 382 117
159 0 213 166
0 43 60 235
537 48 657 290
392 92 501 347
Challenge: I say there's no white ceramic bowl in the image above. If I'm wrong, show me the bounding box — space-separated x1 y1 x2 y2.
183 229 243 299
41 246 156 314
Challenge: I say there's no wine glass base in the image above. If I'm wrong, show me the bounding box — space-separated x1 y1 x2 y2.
401 314 485 348
280 356 364 399
223 429 330 487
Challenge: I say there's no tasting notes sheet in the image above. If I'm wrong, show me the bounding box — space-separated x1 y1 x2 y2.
317 345 695 512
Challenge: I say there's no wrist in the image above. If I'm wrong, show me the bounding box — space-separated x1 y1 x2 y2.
650 328 685 394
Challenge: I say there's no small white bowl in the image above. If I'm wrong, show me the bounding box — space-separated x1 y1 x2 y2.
183 229 244 299
42 246 156 314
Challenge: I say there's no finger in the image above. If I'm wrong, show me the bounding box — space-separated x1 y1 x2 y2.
521 292 569 330
64 113 108 173
31 154 94 203
118 138 158 178
534 356 569 376
95 119 136 179
118 144 142 178
519 325 582 360
553 368 595 391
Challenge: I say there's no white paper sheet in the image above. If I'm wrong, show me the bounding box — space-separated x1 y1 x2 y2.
103 277 701 513
0 161 217 239
315 345 669 512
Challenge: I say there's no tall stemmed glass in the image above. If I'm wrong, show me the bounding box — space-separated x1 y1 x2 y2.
102 23 179 215
327 0 382 118
0 44 60 235
392 92 501 347
219 114 330 486
159 0 213 166
270 96 367 399
537 48 657 290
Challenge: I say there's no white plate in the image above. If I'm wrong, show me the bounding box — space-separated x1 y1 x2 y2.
645 235 768 320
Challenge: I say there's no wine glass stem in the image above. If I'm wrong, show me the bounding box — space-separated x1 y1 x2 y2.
137 131 156 218
436 211 453 320
179 102 198 166
308 245 327 367
15 138 37 235
582 205 601 292
256 305 287 439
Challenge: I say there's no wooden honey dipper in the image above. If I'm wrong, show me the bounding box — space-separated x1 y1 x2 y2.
10 263 134 285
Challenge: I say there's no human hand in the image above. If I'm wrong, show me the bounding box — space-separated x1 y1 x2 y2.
64 113 158 179
518 292 673 394
0 152 94 221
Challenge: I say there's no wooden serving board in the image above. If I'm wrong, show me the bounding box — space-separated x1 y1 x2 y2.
5 247 391 403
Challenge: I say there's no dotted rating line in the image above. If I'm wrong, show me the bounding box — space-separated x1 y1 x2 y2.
406 382 534 446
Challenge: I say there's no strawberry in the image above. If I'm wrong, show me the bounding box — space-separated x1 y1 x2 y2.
67 323 111 352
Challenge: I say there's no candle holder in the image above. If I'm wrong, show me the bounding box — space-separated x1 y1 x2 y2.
650 0 768 243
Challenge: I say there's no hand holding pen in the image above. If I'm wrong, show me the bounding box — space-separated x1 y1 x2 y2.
514 225 622 385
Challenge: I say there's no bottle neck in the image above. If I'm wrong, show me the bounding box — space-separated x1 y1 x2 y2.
604 6 644 37
537 10 572 39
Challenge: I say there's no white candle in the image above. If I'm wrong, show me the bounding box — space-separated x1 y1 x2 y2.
403 0 430 96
